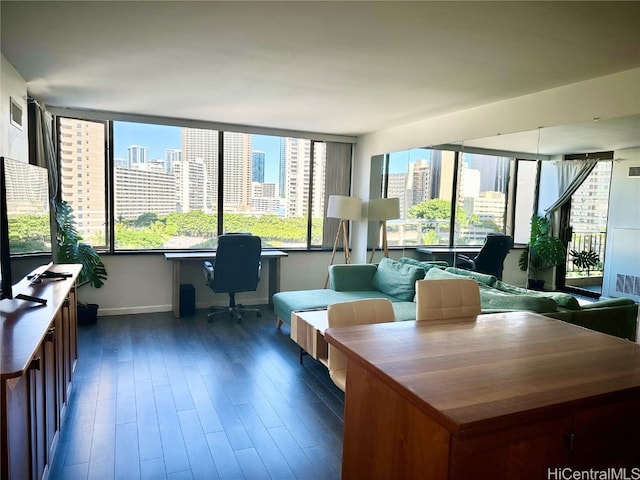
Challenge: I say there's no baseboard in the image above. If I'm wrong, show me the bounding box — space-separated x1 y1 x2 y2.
98 304 172 316
92 297 270 317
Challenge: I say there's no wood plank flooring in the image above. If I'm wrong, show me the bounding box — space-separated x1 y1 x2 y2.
50 306 344 479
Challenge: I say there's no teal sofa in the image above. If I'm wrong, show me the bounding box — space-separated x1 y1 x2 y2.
273 257 638 340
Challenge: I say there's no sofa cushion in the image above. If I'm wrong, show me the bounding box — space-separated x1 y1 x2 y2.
493 280 581 310
398 257 448 273
273 288 401 325
372 257 425 301
329 264 378 291
444 267 498 287
426 267 559 313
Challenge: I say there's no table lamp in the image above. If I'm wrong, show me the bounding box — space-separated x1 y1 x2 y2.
325 195 362 287
367 197 400 263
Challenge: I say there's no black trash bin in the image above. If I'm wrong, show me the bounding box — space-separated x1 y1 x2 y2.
179 283 196 317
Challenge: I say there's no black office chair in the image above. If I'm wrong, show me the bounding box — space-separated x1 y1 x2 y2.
456 233 514 280
203 233 262 322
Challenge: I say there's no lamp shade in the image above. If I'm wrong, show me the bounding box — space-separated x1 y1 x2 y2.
368 197 400 221
326 195 362 221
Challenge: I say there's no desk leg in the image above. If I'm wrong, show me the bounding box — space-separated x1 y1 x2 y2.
172 260 181 318
268 258 281 307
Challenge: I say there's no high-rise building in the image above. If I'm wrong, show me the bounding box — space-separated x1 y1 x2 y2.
58 118 107 241
252 150 265 183
164 149 182 173
387 173 408 218
407 158 432 206
127 145 149 167
283 138 318 218
466 153 510 193
279 138 286 198
114 167 176 220
182 129 252 212
174 158 207 212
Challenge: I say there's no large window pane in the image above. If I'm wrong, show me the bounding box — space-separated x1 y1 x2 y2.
454 152 510 245
385 148 456 246
59 118 108 248
513 160 537 244
60 117 351 251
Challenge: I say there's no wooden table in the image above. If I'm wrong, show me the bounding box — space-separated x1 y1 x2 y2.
164 250 287 318
325 312 640 479
290 309 329 366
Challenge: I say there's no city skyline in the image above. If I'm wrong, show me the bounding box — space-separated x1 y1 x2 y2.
113 122 282 185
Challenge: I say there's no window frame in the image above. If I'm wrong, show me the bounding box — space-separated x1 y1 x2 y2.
54 114 354 253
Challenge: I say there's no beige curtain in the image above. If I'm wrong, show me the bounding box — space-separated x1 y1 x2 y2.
322 142 353 247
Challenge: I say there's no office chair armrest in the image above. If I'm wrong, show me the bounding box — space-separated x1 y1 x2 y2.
455 254 475 270
203 260 214 283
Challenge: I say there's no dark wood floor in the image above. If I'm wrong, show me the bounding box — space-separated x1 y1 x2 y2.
50 306 344 479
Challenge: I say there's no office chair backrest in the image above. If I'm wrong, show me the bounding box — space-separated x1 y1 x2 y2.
473 233 514 279
327 298 395 391
415 278 481 321
211 233 262 294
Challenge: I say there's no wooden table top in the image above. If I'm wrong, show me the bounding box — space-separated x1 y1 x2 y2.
1 263 82 379
324 311 640 438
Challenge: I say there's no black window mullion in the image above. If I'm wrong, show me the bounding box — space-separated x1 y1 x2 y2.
217 131 224 235
306 140 315 250
449 151 460 247
107 120 115 253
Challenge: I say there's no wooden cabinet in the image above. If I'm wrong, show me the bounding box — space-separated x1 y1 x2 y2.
1 264 81 480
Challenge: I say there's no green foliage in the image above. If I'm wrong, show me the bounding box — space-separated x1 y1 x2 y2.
570 249 600 273
110 210 322 249
519 214 566 280
7 213 51 253
408 199 474 228
55 201 108 288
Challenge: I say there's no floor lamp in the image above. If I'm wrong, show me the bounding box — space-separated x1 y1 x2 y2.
368 197 400 263
324 195 362 288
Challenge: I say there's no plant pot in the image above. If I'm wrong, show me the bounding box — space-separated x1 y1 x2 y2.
527 279 545 291
77 303 99 324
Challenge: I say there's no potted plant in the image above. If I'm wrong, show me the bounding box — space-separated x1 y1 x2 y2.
519 214 566 290
569 249 600 276
55 200 108 323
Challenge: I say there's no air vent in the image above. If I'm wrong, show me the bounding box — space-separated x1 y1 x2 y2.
615 274 640 296
629 166 640 178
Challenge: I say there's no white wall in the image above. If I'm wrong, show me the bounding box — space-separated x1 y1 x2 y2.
0 54 28 161
13 250 334 316
602 148 640 300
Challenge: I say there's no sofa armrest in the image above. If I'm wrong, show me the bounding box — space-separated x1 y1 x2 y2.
329 264 378 291
578 298 637 310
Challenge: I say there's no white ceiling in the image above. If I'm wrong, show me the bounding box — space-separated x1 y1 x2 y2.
2 1 640 141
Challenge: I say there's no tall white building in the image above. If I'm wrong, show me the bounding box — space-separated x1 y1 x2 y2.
407 159 432 206
127 145 149 167
174 158 207 213
164 149 182 173
114 168 176 219
182 129 252 212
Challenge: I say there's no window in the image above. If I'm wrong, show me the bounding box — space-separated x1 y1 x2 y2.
58 117 352 252
454 152 510 245
380 148 456 247
379 146 530 247
58 117 108 249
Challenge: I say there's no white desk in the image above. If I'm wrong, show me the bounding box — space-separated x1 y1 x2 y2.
164 250 288 318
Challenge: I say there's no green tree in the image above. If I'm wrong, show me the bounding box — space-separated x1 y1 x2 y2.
408 199 472 228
